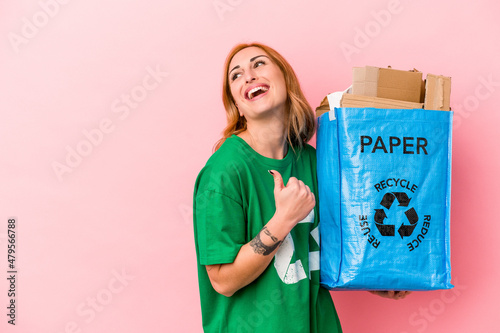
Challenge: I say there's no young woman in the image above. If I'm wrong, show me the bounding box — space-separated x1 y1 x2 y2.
193 42 409 333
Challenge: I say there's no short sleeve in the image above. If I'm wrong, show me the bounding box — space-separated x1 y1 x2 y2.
195 189 246 265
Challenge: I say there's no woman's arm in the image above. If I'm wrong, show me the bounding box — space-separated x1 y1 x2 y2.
206 170 314 297
206 215 288 297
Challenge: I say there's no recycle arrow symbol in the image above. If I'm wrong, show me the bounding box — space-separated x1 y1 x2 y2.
380 192 411 209
375 192 416 238
374 209 395 236
380 193 396 209
397 207 419 239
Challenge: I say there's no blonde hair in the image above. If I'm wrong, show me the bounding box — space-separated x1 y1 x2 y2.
213 43 315 152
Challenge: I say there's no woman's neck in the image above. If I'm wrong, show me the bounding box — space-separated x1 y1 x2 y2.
238 120 288 160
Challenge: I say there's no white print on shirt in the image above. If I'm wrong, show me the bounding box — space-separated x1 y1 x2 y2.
309 227 320 276
274 209 320 284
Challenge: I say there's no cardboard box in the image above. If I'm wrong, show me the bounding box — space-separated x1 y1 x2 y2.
352 66 423 103
424 74 451 111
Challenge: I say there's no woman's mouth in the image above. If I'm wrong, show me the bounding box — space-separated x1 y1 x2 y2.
245 85 270 100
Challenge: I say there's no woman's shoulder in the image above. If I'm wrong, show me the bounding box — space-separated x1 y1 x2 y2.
206 136 248 166
194 136 248 197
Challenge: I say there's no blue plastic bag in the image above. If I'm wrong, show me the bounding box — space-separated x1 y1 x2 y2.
317 107 453 290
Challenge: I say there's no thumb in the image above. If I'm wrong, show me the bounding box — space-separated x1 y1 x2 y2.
269 170 284 195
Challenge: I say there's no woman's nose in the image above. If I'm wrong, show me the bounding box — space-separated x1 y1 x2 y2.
244 70 256 83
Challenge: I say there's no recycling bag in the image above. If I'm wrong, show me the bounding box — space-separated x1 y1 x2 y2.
317 107 453 290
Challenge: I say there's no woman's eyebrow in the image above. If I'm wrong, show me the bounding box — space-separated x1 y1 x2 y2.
228 65 240 75
228 55 269 75
250 55 268 62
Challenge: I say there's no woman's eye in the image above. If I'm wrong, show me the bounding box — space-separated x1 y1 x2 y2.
231 72 242 81
254 60 265 68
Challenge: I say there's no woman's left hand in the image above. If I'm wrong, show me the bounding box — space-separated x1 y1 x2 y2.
369 290 412 300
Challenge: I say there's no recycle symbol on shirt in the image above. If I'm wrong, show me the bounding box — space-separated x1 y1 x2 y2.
374 192 418 239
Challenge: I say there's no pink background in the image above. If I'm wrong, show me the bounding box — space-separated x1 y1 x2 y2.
1 0 499 332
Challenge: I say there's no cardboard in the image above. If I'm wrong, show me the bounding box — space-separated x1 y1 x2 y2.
315 93 424 117
352 66 379 97
352 66 423 103
315 66 451 117
424 74 451 111
341 94 424 109
316 96 330 117
315 87 352 118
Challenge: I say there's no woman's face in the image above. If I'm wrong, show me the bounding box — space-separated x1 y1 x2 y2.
228 47 287 121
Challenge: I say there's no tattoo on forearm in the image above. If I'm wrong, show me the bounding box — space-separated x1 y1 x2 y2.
262 226 278 242
250 227 282 256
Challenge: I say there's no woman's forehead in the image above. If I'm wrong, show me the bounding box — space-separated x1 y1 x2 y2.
229 47 268 70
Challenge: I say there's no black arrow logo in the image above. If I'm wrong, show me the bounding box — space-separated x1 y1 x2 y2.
393 192 411 207
397 208 419 239
374 209 387 222
380 193 396 209
374 209 395 236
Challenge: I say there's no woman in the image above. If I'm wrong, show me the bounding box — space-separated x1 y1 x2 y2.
193 42 408 333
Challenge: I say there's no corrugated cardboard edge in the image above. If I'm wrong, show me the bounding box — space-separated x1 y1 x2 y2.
424 74 451 111
341 94 424 109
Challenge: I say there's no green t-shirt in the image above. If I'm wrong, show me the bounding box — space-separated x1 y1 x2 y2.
193 135 342 333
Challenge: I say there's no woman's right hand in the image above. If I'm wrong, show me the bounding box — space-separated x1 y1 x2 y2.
270 170 315 230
